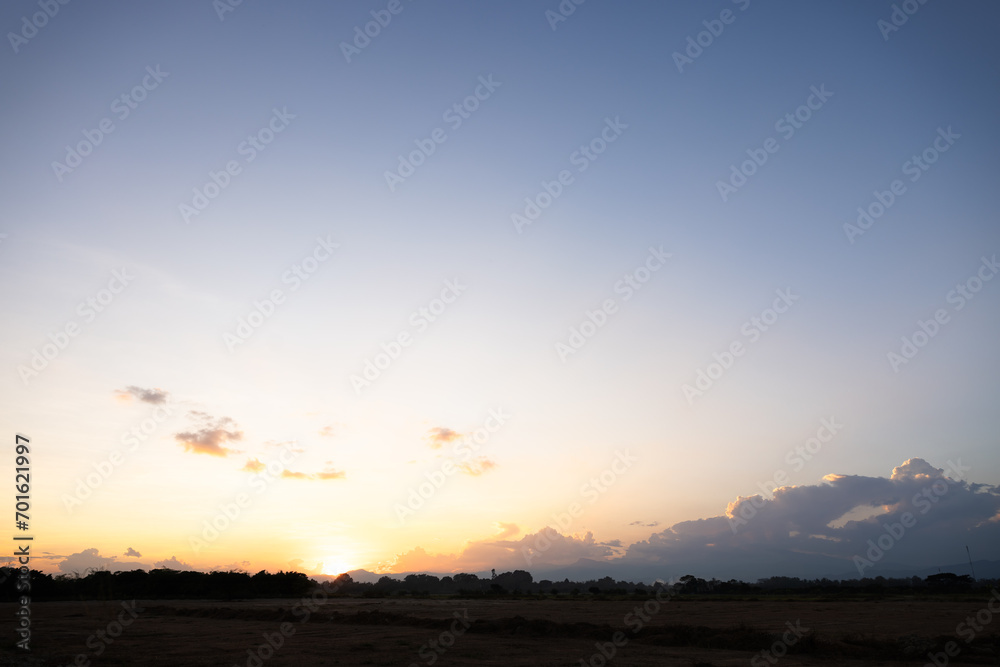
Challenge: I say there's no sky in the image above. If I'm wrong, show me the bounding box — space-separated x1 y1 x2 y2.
1 0 998 583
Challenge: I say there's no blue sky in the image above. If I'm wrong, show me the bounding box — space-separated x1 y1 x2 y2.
1 0 998 581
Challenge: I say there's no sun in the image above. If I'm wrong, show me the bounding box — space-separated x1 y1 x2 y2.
321 558 355 577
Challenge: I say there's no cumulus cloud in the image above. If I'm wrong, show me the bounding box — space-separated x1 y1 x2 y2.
124 547 142 558
387 459 1000 582
174 412 243 457
387 526 615 574
154 555 194 571
426 427 461 449
114 385 168 404
494 522 520 540
58 548 118 575
456 456 496 476
621 458 1000 579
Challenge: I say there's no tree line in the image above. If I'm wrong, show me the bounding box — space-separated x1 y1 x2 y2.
0 566 988 602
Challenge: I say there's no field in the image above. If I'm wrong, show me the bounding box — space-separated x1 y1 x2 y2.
3 595 999 666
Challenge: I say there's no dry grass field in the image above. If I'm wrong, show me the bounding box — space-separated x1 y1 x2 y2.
3 595 999 666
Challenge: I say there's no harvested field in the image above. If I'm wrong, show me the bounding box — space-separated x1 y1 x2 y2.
4 596 999 666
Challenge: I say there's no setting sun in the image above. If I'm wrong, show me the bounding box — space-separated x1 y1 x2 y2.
321 558 356 577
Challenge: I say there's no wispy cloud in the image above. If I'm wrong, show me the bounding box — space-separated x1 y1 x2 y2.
281 464 346 481
456 456 496 476
114 385 169 404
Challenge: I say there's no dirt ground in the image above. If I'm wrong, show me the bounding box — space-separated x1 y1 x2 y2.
3 595 999 666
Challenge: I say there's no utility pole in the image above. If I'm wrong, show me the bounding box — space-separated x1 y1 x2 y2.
966 545 976 580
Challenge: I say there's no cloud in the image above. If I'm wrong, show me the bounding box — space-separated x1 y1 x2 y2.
154 556 194 571
241 458 265 473
319 424 340 438
174 412 243 457
315 466 346 480
629 521 660 527
265 439 303 453
387 526 615 573
213 560 251 573
281 465 346 481
495 522 520 540
620 458 1000 579
114 385 168 404
57 548 118 575
124 547 142 558
385 459 1000 582
456 456 496 476
426 427 461 449
287 558 322 575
